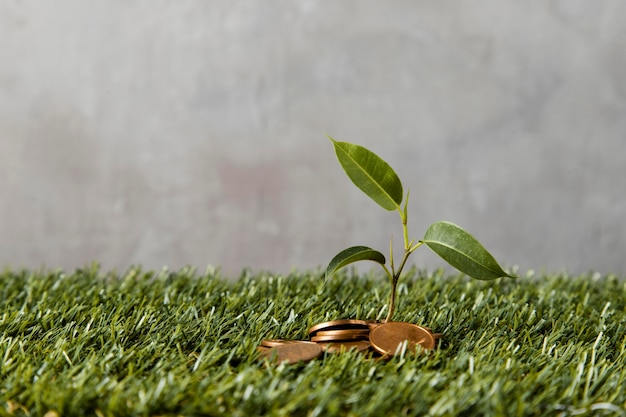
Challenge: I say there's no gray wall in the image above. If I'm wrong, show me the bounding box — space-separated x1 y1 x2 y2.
2 1 625 277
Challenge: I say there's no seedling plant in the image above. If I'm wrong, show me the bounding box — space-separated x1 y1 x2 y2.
325 136 516 322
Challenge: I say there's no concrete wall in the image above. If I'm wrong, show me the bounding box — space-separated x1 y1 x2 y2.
1 1 625 277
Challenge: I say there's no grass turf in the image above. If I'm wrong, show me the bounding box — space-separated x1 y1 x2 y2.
0 266 625 416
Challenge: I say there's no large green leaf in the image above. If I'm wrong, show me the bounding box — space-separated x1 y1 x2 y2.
325 246 386 280
422 221 516 280
328 136 403 211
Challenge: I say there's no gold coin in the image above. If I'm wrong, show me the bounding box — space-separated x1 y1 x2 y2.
369 322 436 356
260 339 302 348
315 329 370 339
317 340 371 354
308 319 370 336
310 329 370 342
258 341 322 365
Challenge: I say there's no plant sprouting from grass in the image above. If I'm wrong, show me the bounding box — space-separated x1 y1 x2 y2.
325 136 516 322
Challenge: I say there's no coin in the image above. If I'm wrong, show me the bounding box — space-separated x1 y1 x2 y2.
315 329 370 337
369 322 436 356
317 340 371 354
258 341 322 365
308 319 370 336
260 339 302 348
313 329 370 340
311 329 370 343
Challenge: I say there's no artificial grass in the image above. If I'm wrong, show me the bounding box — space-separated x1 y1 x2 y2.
0 266 625 417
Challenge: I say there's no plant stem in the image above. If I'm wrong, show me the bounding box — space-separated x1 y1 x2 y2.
385 248 415 322
387 276 398 322
385 205 422 322
399 207 410 250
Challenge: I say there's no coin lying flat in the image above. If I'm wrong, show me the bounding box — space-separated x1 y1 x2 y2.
308 319 370 336
260 339 303 348
258 341 322 365
369 322 436 356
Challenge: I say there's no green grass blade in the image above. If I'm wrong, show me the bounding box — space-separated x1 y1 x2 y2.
325 246 386 279
422 221 516 280
328 135 403 211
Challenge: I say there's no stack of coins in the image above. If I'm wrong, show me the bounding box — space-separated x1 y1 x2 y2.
309 319 373 354
257 319 442 364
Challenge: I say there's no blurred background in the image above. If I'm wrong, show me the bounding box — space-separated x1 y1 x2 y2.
1 1 625 277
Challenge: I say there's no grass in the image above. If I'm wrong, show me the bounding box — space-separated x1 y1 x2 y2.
0 265 625 417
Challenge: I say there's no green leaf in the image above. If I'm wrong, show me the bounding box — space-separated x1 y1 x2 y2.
422 221 516 280
326 246 386 280
328 135 403 211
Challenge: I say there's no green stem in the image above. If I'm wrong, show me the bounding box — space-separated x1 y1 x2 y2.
381 264 393 281
386 276 398 322
398 207 410 251
410 241 423 253
385 198 423 323
385 227 417 323
395 250 413 279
